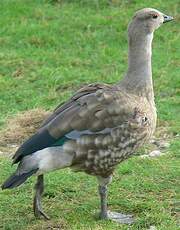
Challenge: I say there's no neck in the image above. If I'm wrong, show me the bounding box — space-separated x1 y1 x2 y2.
121 30 154 99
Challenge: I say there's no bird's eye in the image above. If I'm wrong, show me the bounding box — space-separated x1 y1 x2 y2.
152 14 158 19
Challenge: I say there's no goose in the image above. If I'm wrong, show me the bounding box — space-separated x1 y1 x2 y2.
2 8 173 224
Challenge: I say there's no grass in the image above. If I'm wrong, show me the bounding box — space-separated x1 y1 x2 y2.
0 0 179 229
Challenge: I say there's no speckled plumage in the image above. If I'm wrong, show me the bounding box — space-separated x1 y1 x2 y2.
13 83 156 177
2 8 173 223
62 85 157 177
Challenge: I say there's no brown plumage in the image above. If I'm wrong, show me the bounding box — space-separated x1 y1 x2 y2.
2 8 173 224
64 84 156 177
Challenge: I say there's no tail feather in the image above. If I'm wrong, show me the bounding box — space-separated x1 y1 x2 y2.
1 168 38 190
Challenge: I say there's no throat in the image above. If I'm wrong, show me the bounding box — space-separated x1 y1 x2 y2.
121 33 154 99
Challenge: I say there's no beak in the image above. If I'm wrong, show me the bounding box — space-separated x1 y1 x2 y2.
163 15 174 23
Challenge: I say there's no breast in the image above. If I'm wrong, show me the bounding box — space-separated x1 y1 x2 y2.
70 99 157 177
70 116 153 177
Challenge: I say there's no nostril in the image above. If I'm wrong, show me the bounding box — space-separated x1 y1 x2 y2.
163 15 174 23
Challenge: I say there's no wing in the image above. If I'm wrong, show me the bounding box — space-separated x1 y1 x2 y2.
41 83 112 127
13 83 134 164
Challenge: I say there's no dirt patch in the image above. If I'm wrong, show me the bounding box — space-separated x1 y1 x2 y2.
0 108 51 146
0 109 173 154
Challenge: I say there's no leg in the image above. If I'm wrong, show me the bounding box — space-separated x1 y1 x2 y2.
97 176 134 224
97 176 112 219
98 184 108 219
33 175 50 220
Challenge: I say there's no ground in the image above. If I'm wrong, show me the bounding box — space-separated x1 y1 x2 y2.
0 0 179 229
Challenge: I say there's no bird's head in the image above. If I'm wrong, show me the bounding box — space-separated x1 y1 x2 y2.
128 8 173 36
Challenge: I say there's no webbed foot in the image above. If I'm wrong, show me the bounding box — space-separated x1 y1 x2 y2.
106 211 134 224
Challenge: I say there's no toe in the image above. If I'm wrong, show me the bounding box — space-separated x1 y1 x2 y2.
107 211 134 224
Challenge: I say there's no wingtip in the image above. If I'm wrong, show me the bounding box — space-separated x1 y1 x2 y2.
1 185 5 190
1 169 38 190
1 181 11 190
1 184 9 190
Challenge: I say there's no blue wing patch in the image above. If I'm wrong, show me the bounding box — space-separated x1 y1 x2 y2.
52 128 111 147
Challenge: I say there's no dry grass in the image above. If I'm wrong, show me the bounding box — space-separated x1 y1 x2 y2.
0 109 51 146
0 107 172 150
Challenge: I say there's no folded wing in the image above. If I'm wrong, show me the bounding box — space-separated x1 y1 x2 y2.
13 83 133 164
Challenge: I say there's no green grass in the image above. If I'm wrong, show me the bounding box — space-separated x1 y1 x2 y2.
0 0 179 229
